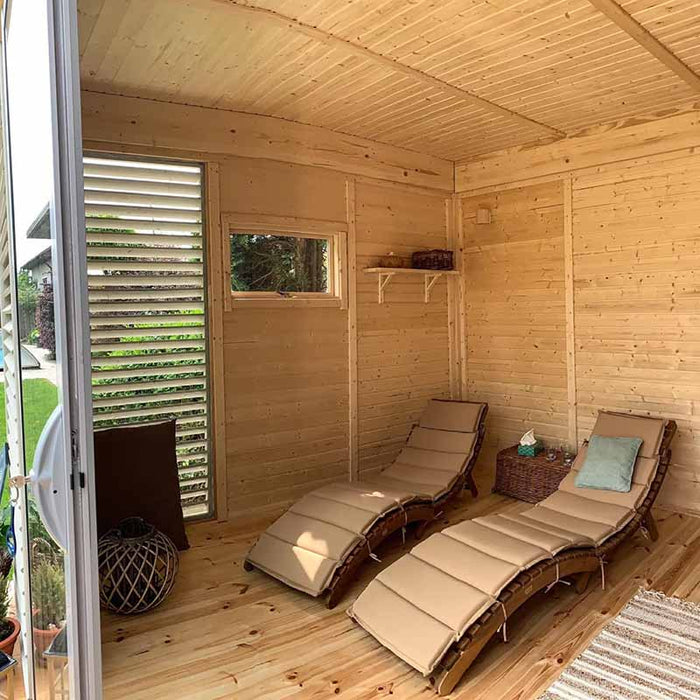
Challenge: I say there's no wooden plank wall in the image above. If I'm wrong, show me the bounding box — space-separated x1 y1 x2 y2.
355 182 451 479
221 163 451 515
459 183 568 467
221 159 351 515
572 153 700 512
82 94 454 520
456 112 700 513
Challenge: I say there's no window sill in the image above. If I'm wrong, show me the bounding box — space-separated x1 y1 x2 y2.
229 296 343 309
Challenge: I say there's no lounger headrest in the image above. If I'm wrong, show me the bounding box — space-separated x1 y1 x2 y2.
591 411 666 459
419 400 485 433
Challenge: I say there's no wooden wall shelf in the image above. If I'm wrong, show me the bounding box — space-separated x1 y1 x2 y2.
364 267 460 304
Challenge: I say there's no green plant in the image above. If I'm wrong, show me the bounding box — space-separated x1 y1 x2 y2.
18 271 38 341
30 546 65 630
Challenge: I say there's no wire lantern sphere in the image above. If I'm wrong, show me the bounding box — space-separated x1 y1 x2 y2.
98 517 179 615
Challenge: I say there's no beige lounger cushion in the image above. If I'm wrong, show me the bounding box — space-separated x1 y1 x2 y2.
350 579 460 675
591 412 664 458
247 399 486 596
350 517 553 674
247 480 412 595
248 534 339 595
349 410 668 675
365 472 457 500
472 514 578 553
408 427 477 454
488 512 594 548
419 400 484 433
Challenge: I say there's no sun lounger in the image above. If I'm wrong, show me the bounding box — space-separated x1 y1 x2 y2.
348 410 677 695
244 399 488 607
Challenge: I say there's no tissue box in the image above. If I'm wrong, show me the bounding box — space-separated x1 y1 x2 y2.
517 441 543 457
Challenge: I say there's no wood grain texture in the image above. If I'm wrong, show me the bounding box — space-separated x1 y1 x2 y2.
84 101 455 518
204 163 229 520
79 0 700 161
572 151 700 512
455 106 700 191
459 141 700 516
220 158 350 515
345 178 359 480
355 181 451 478
563 177 578 449
100 487 700 699
217 0 564 138
80 91 453 191
461 182 568 458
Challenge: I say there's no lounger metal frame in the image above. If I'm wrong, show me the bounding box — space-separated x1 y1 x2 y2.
429 418 677 696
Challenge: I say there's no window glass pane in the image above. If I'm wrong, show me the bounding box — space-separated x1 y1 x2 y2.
230 233 329 293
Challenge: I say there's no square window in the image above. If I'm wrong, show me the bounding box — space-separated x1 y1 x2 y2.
228 228 343 305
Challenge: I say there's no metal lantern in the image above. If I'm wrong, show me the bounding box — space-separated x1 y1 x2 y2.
98 517 179 614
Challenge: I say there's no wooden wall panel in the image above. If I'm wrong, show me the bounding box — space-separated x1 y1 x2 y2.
83 94 454 520
460 183 569 464
572 152 700 512
355 182 451 477
223 307 349 514
220 158 350 515
458 139 700 515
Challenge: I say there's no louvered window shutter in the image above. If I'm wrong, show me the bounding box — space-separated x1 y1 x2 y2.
85 156 211 518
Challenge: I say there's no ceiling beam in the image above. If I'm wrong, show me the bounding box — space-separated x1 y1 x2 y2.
588 0 700 92
219 0 565 139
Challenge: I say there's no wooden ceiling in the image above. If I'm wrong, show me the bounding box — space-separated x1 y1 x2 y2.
78 0 700 162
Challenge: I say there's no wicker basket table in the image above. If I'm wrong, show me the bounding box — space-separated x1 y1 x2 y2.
494 446 570 503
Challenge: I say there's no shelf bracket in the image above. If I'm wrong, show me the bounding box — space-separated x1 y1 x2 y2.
377 271 395 304
424 273 442 303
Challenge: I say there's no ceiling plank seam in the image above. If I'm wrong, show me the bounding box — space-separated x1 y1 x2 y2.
219 0 567 139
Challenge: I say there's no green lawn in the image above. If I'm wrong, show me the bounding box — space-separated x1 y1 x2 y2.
0 378 59 508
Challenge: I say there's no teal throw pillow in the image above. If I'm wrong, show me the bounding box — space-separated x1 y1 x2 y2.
574 435 643 493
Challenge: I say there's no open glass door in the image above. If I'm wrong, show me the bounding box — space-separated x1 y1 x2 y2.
0 0 101 698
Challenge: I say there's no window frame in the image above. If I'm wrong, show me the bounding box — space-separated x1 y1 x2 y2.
222 214 347 309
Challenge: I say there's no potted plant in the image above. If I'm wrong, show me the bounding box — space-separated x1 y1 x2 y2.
31 547 65 658
0 577 20 656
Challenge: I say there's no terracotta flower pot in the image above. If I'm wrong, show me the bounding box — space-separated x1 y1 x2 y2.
0 617 20 657
33 624 61 658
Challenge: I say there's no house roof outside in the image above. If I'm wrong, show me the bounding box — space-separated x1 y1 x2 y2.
27 203 50 239
23 245 52 273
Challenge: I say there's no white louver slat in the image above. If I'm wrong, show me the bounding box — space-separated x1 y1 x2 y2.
86 155 211 519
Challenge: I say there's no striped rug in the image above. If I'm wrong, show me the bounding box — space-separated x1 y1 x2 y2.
539 589 700 700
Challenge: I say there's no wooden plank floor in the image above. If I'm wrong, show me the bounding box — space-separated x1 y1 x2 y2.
101 471 700 699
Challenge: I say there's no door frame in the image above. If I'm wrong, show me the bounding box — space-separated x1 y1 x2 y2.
49 0 102 696
0 0 102 696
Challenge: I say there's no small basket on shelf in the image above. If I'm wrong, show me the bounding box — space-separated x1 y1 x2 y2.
411 249 454 270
